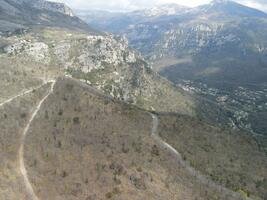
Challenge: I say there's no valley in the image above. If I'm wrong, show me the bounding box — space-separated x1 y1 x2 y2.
80 0 267 137
176 79 267 137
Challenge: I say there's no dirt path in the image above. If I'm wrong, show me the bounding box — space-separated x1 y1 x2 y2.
0 84 48 107
18 80 56 200
149 113 251 200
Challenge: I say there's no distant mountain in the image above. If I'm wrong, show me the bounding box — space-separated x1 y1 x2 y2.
0 0 200 117
80 1 267 85
125 0 267 136
76 9 128 32
196 0 267 18
118 0 267 86
80 1 267 136
75 4 190 33
0 0 96 34
132 4 190 17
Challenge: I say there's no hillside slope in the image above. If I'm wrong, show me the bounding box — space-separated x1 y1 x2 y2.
81 0 267 136
0 82 51 199
82 1 267 86
76 4 190 33
1 0 241 128
0 28 197 116
158 113 267 200
123 0 267 86
0 0 97 34
19 78 253 199
1 77 265 199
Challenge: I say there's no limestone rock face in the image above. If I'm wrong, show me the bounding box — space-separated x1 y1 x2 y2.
32 0 75 17
0 0 95 34
4 40 50 63
2 29 195 115
7 0 74 16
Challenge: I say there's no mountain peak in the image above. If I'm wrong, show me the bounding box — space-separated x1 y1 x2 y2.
198 0 267 17
0 0 97 34
9 0 75 16
32 0 75 17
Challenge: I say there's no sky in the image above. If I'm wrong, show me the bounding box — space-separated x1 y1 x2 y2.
51 0 267 12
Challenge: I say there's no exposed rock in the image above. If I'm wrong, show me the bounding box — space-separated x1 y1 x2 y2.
8 0 74 16
2 29 195 115
32 0 75 17
4 40 50 63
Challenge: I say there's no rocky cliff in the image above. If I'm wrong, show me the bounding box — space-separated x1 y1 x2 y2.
32 0 75 16
0 0 95 34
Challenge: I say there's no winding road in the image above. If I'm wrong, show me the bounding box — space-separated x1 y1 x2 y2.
149 113 252 200
0 80 56 200
0 78 252 200
18 80 56 200
0 84 48 107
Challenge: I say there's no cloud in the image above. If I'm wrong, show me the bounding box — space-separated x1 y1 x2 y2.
50 0 267 12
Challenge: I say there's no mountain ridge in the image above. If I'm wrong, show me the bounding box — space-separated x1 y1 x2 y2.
77 0 267 136
195 0 267 18
0 0 98 34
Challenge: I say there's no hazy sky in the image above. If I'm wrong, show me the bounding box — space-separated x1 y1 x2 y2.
51 0 267 12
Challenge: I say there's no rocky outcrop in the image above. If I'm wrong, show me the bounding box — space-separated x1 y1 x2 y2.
32 0 75 17
2 28 195 115
7 0 74 16
54 35 137 73
0 0 95 34
120 0 267 86
4 40 50 63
